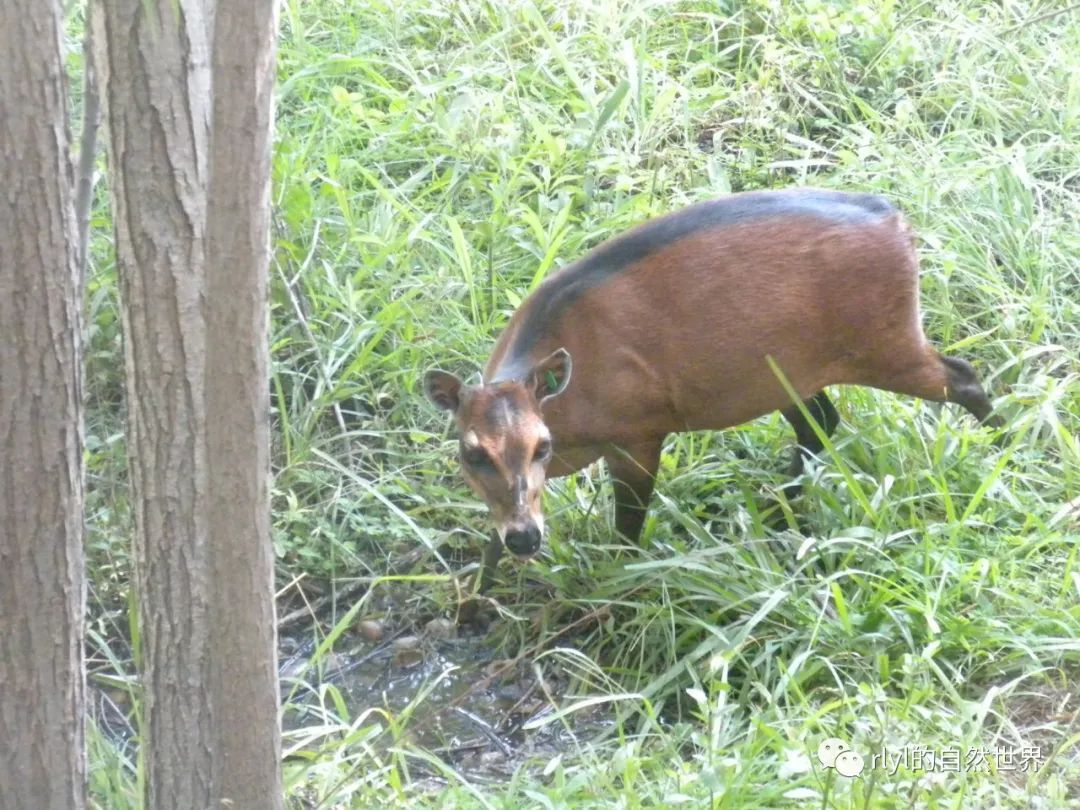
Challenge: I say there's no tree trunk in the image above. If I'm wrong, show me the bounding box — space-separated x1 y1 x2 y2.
0 0 87 807
94 0 215 806
96 0 283 804
205 0 284 804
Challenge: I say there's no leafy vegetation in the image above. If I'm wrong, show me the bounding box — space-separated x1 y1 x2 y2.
82 0 1078 807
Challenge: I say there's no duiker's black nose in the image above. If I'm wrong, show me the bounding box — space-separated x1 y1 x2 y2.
504 524 541 557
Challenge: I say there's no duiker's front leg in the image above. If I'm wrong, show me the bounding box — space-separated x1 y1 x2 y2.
605 439 664 543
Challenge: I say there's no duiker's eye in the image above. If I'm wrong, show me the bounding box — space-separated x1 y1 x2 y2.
534 439 552 462
462 447 493 469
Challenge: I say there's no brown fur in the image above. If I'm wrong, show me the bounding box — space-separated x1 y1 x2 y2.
455 384 549 538
426 188 996 576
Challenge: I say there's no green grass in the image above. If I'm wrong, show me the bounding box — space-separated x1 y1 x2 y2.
81 0 1079 807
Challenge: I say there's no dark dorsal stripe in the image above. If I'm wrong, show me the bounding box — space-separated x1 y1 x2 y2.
491 189 896 381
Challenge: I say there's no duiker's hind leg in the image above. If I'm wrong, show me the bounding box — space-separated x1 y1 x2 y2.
781 391 840 480
860 347 998 426
938 356 998 424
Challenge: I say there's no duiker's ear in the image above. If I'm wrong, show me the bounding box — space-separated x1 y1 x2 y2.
527 348 572 404
423 369 464 413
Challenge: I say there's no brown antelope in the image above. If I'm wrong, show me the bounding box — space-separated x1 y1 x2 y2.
425 188 996 581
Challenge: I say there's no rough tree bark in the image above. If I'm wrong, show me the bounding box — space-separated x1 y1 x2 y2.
95 0 214 805
0 0 87 807
205 0 283 804
95 0 283 805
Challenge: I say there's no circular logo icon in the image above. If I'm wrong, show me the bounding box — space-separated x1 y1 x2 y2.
834 750 865 778
817 737 849 769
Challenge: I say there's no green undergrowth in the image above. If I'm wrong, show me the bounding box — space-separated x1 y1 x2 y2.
81 0 1079 807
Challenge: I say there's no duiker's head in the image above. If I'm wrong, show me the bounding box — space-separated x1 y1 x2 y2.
424 349 572 558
